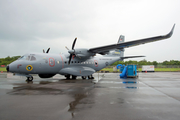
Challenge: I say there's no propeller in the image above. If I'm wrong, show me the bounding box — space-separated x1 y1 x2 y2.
46 48 50 53
68 38 77 64
43 48 50 53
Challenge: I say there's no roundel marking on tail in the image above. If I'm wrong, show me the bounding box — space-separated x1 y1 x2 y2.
94 60 98 67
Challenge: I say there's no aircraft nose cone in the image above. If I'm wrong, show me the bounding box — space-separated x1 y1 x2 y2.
6 65 9 72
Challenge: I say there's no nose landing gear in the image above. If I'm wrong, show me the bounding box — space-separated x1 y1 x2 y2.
26 75 33 81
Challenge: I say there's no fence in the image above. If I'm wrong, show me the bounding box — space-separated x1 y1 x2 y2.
104 65 180 72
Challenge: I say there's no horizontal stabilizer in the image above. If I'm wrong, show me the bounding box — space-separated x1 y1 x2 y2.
121 56 145 59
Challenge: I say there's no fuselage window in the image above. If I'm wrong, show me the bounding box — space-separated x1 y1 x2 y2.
65 61 67 64
75 61 76 63
72 61 73 63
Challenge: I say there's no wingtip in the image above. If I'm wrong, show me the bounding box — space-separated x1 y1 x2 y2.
172 24 175 31
166 24 175 38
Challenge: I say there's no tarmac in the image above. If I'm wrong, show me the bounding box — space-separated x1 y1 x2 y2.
0 72 180 120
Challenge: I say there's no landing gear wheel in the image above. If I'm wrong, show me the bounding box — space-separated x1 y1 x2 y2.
72 75 77 79
27 76 33 81
65 75 70 79
82 76 87 79
88 75 94 79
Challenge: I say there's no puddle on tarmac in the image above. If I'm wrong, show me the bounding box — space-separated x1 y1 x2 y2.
0 84 14 89
0 73 139 118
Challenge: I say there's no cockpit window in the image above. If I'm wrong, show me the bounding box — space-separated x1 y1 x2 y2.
19 56 26 60
27 56 31 60
19 55 36 61
30 56 36 61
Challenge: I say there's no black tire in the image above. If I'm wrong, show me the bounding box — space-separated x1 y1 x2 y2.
72 75 77 79
82 76 87 79
88 75 94 79
65 75 70 79
27 76 33 81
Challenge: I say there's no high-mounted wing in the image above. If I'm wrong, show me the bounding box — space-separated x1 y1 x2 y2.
89 24 175 54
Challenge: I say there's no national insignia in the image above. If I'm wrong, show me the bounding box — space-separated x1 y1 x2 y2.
26 65 33 71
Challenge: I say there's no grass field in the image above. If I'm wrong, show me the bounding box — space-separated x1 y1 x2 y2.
0 67 6 72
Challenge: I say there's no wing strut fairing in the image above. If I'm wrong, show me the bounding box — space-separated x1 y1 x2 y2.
89 24 175 54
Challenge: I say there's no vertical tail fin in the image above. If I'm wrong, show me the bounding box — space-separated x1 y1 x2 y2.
106 35 125 57
117 35 125 44
116 35 125 58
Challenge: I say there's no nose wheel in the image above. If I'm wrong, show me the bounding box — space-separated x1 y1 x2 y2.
26 76 33 81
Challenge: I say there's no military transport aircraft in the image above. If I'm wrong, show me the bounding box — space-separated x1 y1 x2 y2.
6 24 175 81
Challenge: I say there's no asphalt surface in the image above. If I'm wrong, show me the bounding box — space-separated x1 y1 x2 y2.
0 72 180 120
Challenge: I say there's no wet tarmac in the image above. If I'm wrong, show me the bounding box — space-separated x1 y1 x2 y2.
0 72 180 120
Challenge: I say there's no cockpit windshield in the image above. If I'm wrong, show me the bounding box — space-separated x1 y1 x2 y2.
19 54 36 61
19 55 27 60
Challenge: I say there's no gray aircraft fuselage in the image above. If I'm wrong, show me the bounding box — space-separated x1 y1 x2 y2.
9 52 119 76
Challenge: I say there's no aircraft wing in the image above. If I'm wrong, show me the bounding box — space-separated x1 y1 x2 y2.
89 24 175 54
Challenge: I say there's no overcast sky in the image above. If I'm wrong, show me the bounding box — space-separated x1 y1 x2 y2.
0 0 179 62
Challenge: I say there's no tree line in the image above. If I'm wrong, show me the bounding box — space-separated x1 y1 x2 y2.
111 59 180 66
0 56 180 66
0 56 21 66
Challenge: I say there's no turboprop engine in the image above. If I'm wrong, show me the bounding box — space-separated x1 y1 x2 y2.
66 38 95 64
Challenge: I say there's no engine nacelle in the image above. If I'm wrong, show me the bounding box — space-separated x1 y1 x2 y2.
74 48 95 58
38 74 55 78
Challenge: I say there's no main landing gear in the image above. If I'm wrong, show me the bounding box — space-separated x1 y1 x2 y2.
65 75 77 80
82 75 94 79
65 75 94 80
88 75 94 79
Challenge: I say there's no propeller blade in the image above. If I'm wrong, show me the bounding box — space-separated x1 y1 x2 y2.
68 37 77 65
68 54 72 65
72 38 77 49
46 48 50 53
43 49 45 53
65 46 69 50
